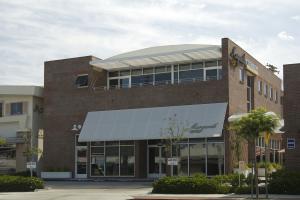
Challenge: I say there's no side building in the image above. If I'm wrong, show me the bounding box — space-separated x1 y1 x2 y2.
43 38 282 179
283 63 300 170
0 86 43 174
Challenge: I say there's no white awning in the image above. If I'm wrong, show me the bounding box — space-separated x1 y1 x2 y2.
79 103 227 142
90 44 221 71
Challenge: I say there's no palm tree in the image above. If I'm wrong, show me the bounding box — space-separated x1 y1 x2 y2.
229 108 279 199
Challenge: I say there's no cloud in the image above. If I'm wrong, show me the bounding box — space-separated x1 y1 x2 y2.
277 31 295 41
291 15 300 20
0 0 300 84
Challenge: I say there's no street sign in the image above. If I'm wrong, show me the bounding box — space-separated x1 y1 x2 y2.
26 162 36 169
239 161 246 172
287 138 296 149
167 158 178 166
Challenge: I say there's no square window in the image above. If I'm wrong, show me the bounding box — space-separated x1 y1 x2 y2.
10 102 23 115
143 67 154 74
75 74 88 88
258 80 262 93
131 69 142 76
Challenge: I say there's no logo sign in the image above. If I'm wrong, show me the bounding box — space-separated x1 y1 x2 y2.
167 158 178 166
230 47 246 68
26 162 36 169
230 47 258 75
287 138 296 149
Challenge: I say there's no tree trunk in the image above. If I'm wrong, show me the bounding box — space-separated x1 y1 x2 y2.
265 142 269 198
254 138 259 199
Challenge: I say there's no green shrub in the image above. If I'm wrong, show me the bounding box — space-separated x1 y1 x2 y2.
212 174 246 187
234 186 265 194
12 170 37 177
0 175 44 192
269 170 300 194
152 176 231 194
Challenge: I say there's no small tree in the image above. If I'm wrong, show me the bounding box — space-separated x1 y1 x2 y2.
161 114 190 175
266 63 280 74
230 108 279 199
22 132 42 177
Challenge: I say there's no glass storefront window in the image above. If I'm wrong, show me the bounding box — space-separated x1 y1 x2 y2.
120 146 135 176
207 143 224 176
0 145 16 173
189 143 206 175
91 155 105 176
90 141 135 177
105 146 119 176
172 144 188 176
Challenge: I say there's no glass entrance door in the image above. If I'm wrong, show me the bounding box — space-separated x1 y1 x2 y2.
148 146 166 178
75 135 87 178
75 147 87 178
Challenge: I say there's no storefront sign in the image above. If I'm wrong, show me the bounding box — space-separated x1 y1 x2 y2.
26 162 36 169
167 157 178 166
230 47 246 67
287 138 296 149
230 47 258 75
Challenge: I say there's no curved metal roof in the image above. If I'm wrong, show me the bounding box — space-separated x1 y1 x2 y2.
91 44 221 71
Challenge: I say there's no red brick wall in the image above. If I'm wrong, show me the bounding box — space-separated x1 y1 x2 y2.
283 63 300 170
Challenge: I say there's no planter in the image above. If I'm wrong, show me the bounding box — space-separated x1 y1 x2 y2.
41 172 72 179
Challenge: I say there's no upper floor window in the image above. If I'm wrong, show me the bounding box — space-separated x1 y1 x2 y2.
264 83 268 97
270 87 273 100
275 90 278 103
75 74 88 88
11 102 23 115
258 80 262 94
239 67 245 83
107 60 222 89
0 103 3 117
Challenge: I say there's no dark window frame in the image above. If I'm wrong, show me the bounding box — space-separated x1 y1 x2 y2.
10 102 23 115
75 74 89 88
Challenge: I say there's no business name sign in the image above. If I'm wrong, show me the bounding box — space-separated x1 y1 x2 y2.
230 47 258 75
287 138 296 149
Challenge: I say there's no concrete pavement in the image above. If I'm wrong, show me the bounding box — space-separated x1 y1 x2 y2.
0 181 300 200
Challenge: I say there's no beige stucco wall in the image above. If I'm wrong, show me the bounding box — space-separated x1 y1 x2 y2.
0 86 43 173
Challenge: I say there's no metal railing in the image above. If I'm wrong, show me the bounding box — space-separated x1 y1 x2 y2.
93 76 219 91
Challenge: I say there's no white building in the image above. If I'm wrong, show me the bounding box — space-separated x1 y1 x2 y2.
0 86 43 173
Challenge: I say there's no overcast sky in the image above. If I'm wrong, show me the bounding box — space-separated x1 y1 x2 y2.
0 0 299 85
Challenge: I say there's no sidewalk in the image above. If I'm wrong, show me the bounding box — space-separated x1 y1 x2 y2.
132 194 300 200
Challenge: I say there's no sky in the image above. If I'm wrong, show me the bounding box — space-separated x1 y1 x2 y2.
0 0 299 85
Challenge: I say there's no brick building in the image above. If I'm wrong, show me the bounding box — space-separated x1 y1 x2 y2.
42 38 282 179
283 63 300 170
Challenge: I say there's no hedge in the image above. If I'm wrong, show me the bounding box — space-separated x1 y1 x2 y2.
269 170 300 195
152 175 231 194
0 175 44 192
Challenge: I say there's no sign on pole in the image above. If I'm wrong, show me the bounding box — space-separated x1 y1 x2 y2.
239 161 246 172
167 158 178 166
26 162 36 169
